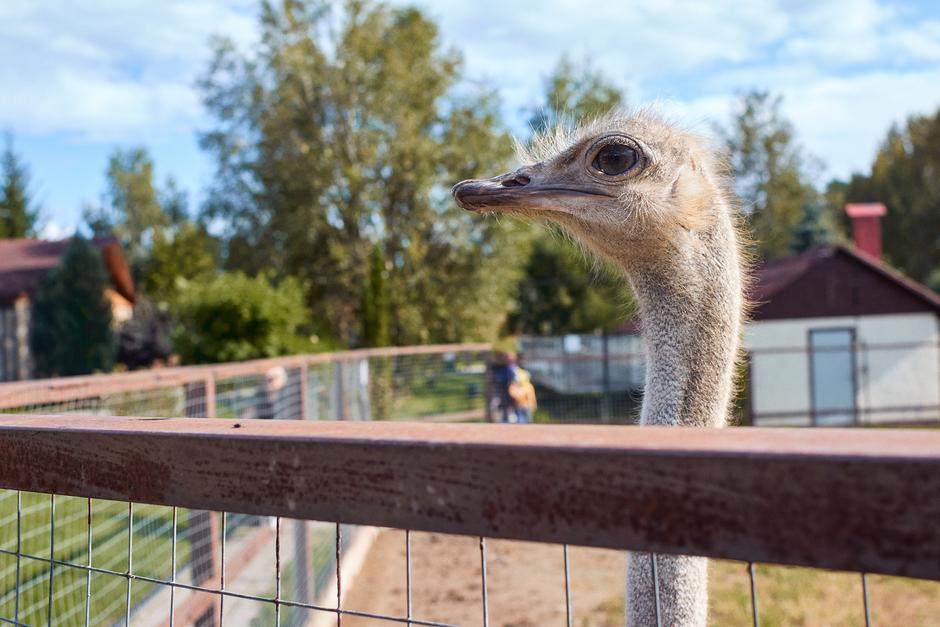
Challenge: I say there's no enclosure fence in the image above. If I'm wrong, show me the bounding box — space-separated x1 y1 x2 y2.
519 333 940 427
0 344 489 626
1 343 939 626
1 417 939 626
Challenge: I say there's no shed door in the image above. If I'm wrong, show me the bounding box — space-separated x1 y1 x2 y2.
809 328 857 426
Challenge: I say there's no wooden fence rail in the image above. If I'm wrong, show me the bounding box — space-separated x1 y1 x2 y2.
1 415 938 581
0 343 491 409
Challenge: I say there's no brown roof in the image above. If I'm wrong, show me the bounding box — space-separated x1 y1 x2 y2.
0 237 135 305
751 244 940 320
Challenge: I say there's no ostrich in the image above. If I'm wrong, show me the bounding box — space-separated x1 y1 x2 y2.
452 111 745 627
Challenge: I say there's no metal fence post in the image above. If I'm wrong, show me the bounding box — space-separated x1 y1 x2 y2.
335 360 347 421
205 374 216 419
187 510 221 626
601 330 611 424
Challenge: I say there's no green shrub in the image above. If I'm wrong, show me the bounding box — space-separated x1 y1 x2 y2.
171 272 310 364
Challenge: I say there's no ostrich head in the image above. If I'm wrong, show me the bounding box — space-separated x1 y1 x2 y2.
452 111 728 268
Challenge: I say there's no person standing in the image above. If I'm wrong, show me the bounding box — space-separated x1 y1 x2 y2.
509 367 537 423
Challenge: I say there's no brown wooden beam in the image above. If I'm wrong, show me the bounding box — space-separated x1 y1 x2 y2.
1 416 939 580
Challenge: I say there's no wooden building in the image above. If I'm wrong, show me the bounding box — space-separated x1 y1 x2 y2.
0 237 135 381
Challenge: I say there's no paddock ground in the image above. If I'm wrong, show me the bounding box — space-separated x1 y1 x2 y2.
344 530 940 627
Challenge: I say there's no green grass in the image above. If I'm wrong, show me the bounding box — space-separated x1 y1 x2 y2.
388 369 484 419
0 490 192 625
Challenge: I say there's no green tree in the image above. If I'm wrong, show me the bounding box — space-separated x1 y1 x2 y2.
199 0 525 346
528 56 625 135
0 133 40 237
360 244 390 347
139 221 218 305
790 199 837 253
85 147 167 265
510 56 629 336
509 233 629 335
170 271 310 364
30 237 114 376
719 91 826 259
839 110 940 282
85 148 217 303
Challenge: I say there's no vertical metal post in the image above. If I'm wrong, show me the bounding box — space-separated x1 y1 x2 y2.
405 530 413 627
124 502 133 627
601 330 612 423
169 507 178 627
85 498 92 627
14 491 20 624
748 562 760 627
47 494 56 627
335 522 343 627
204 375 217 419
650 553 662 627
480 537 489 627
299 363 310 421
187 510 220 626
563 545 572 627
335 361 347 421
861 573 872 627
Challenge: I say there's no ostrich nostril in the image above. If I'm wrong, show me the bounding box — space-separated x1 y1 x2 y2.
501 174 530 187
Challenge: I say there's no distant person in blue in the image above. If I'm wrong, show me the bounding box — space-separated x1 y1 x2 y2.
490 351 517 423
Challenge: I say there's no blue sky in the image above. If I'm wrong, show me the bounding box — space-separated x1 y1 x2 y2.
3 0 940 237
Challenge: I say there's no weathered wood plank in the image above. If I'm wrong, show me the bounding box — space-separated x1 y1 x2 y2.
1 416 938 580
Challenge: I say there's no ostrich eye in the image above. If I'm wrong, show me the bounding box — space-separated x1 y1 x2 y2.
592 144 637 176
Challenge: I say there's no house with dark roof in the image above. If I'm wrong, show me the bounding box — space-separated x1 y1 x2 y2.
744 204 940 427
0 237 135 381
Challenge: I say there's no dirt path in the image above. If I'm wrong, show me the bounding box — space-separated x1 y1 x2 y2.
343 531 940 627
343 530 625 627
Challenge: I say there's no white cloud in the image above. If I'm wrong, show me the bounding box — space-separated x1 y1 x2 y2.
0 1 257 140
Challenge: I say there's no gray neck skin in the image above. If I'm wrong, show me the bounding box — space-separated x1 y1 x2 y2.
622 216 742 428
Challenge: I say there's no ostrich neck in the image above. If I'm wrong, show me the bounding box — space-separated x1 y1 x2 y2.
623 220 742 427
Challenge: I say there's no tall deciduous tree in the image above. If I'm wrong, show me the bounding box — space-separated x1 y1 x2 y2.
0 133 40 238
199 0 526 346
510 56 630 336
719 91 827 259
839 110 940 283
85 147 217 304
30 237 114 376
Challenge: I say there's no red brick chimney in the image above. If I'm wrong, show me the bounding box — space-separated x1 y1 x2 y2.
845 203 887 260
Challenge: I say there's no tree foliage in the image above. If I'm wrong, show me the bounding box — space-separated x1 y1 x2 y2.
85 146 217 305
790 199 837 253
511 56 630 336
30 237 114 377
170 272 310 364
0 133 40 238
198 0 526 346
720 91 828 259
840 109 940 283
528 56 625 135
508 234 630 335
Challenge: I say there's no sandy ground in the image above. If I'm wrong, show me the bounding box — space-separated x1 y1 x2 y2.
343 530 940 627
343 530 625 627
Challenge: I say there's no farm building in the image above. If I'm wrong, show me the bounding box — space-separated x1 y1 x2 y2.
0 237 135 381
746 204 940 426
520 204 940 427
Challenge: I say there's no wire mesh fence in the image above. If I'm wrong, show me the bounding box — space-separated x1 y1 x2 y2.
2 342 940 625
1 416 940 626
0 345 489 626
517 333 940 426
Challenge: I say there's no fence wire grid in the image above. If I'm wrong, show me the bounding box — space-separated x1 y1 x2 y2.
1 343 939 626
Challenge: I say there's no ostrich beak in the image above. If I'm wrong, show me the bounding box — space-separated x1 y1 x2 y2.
452 168 613 213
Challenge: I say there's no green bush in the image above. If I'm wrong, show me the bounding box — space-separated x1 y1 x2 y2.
30 237 115 376
170 272 310 364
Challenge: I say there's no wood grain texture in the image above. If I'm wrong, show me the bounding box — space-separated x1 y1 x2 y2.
1 416 938 580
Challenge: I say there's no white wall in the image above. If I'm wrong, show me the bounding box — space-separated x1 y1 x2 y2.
744 313 940 426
